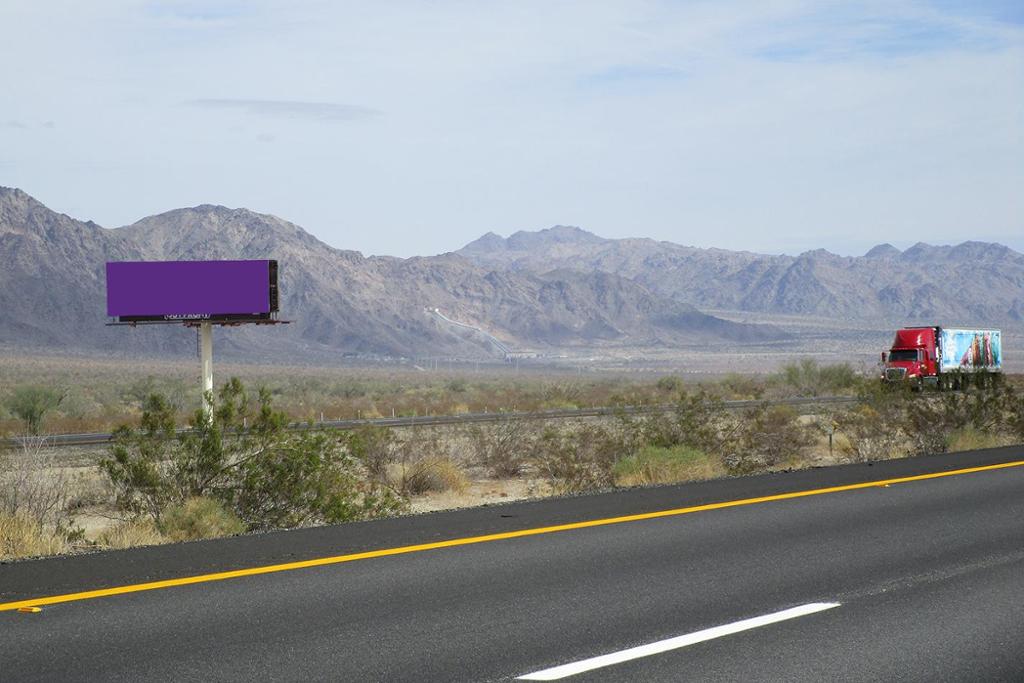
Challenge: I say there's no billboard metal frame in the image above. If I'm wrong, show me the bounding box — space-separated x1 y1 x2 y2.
106 317 288 327
105 259 291 418
106 259 281 324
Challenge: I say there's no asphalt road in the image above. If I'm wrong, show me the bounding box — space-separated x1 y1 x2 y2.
2 446 1024 681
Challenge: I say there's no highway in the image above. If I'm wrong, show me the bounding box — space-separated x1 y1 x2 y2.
2 446 1023 681
4 395 858 449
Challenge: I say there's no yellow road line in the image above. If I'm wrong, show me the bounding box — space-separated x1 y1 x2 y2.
2 458 1023 613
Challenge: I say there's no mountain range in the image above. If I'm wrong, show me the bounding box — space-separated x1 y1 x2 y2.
458 226 1024 324
0 188 782 361
2 187 1020 362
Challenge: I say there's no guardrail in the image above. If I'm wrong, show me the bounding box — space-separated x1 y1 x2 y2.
4 395 860 450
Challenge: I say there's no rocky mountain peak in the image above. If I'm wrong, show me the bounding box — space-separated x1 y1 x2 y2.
947 241 1016 262
506 225 605 250
864 243 901 259
795 248 841 262
458 226 607 260
115 203 333 260
899 242 941 262
0 186 111 246
459 231 507 253
0 186 30 202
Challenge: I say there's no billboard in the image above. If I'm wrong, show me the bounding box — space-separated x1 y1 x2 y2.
106 260 278 323
940 328 1001 372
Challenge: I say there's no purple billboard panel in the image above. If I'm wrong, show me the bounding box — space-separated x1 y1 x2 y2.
106 260 277 321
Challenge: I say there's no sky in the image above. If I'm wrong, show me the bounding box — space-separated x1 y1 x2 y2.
1 1 1022 258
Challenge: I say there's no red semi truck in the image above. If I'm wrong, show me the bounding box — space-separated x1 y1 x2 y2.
881 326 1002 389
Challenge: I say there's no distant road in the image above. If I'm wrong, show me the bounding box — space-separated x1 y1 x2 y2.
428 307 512 355
2 446 1023 681
6 395 858 449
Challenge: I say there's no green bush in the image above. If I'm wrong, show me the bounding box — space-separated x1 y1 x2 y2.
655 376 684 394
719 374 765 400
532 424 621 494
345 425 396 487
6 386 65 435
102 393 178 520
1008 386 1024 442
612 445 722 487
101 378 406 533
848 380 1024 459
445 379 468 394
836 405 905 462
541 382 583 409
726 404 812 474
470 419 535 478
775 359 859 397
901 387 1020 456
639 390 729 454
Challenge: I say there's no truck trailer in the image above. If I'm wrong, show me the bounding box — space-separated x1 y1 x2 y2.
881 327 1002 389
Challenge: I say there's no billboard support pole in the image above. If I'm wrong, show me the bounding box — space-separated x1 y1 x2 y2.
200 321 214 420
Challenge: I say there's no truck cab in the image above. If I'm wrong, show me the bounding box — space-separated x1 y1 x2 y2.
882 327 939 387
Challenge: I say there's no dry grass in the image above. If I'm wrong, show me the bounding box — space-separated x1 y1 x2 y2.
393 458 470 495
160 497 246 542
946 427 1014 453
99 519 167 549
409 477 545 514
0 512 68 560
